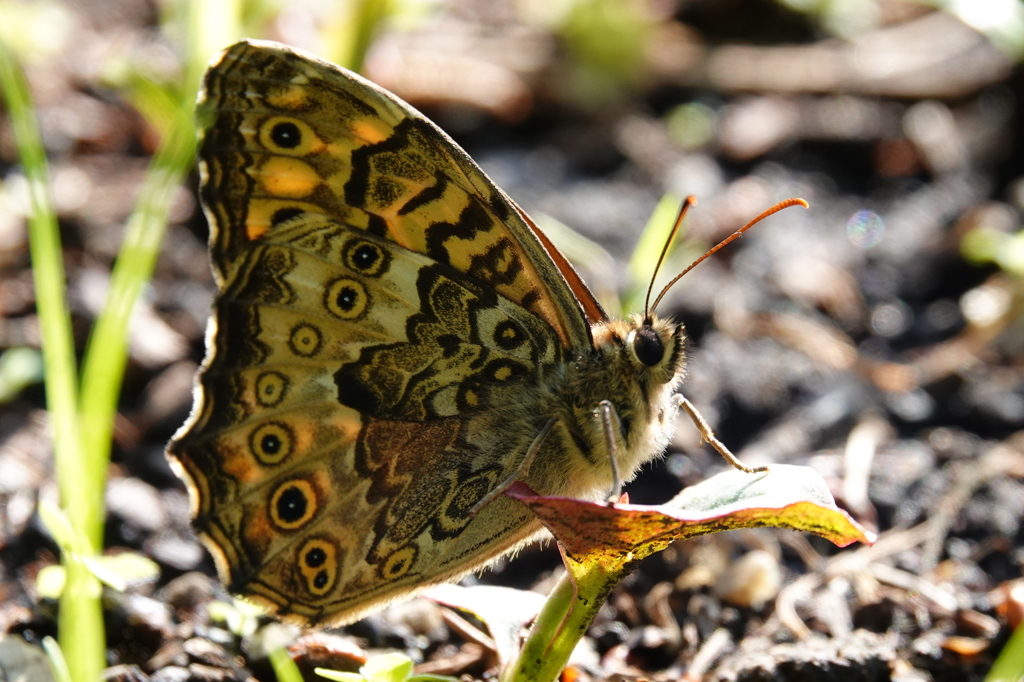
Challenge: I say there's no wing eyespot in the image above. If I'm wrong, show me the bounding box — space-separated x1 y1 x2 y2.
271 121 301 148
258 116 323 156
250 422 294 465
297 538 338 596
289 323 323 357
263 118 302 151
255 371 289 407
342 238 390 278
269 479 317 530
324 277 369 320
493 319 525 350
484 359 527 383
380 545 417 581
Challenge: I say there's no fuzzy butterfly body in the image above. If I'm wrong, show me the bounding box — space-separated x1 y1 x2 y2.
168 39 687 625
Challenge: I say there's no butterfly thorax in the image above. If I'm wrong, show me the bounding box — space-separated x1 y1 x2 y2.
523 314 687 501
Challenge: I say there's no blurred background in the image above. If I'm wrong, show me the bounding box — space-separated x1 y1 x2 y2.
2 0 1024 680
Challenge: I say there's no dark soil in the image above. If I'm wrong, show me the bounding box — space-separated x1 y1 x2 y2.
2 1 1023 681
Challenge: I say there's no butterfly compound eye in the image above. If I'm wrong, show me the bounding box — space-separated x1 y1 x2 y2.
633 327 664 366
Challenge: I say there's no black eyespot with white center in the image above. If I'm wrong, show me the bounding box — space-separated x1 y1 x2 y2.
337 287 356 310
260 117 318 155
353 245 378 269
262 433 280 454
276 485 306 522
270 121 301 149
305 546 326 567
269 479 317 530
250 422 294 465
325 277 368 319
343 239 390 278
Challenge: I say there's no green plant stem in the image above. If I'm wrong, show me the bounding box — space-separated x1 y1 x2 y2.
77 109 195 530
501 558 622 682
268 647 305 682
0 35 104 682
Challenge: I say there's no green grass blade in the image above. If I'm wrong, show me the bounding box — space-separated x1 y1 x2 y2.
76 109 195 530
0 24 83 533
0 32 105 682
332 0 392 72
42 637 73 682
986 619 1024 682
186 0 241 85
269 647 306 682
76 0 233 546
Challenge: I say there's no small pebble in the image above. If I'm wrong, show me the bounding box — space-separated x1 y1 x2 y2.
182 637 236 669
0 636 56 682
148 667 190 682
101 664 150 682
713 550 782 609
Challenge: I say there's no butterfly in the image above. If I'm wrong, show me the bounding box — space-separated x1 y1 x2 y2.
167 39 787 625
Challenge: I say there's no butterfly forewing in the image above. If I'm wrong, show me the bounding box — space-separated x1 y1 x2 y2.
196 39 593 349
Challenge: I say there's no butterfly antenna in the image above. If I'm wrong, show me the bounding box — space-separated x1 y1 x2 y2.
643 196 697 321
649 197 809 314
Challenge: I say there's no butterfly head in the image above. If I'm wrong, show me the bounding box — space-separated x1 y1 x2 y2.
591 314 686 391
572 313 686 495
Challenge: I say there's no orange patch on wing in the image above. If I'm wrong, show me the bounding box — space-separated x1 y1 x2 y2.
267 85 309 109
258 158 321 198
246 222 270 241
330 410 363 441
245 199 320 241
352 119 392 145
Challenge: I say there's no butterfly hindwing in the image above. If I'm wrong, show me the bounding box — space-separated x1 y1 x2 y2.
170 210 561 621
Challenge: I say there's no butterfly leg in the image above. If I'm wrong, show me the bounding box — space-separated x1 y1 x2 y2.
675 394 769 474
469 417 558 515
596 400 624 504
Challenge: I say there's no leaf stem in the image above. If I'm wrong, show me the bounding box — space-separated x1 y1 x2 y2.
501 552 626 682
